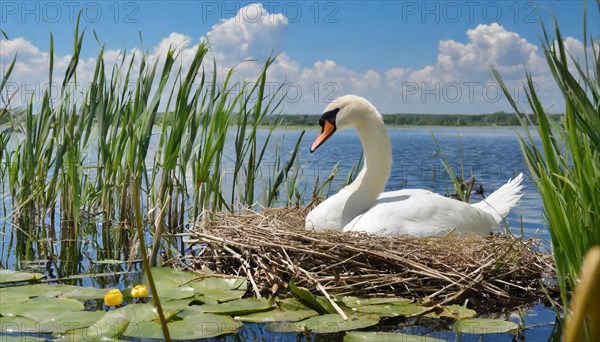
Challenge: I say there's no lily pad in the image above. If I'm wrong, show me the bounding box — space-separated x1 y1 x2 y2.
426 304 477 320
289 280 333 314
0 269 45 283
150 267 199 294
0 316 62 333
454 318 520 334
82 308 130 339
111 303 179 324
157 299 194 312
150 268 247 304
0 284 78 299
191 277 247 303
341 296 412 308
2 297 84 322
268 314 380 333
276 297 312 311
344 331 445 341
60 286 111 300
0 310 101 334
235 309 318 323
163 285 195 300
0 335 45 342
178 298 273 317
56 328 129 342
0 294 30 310
0 283 110 301
122 313 241 340
354 303 429 317
49 311 106 329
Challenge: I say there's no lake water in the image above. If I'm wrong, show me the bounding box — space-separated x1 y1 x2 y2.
1 125 557 341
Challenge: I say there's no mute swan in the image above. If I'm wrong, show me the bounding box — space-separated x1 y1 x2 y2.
305 95 524 237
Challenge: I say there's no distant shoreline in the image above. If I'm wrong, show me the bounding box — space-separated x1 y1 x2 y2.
268 124 525 130
264 112 560 128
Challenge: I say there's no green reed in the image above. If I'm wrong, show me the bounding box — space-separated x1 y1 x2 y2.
0 18 322 274
493 5 600 324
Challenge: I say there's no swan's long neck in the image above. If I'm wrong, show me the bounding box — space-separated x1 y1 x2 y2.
344 111 392 205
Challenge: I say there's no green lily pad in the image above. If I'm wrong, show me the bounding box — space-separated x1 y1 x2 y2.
56 328 129 342
354 303 429 317
344 331 445 341
0 283 111 304
60 286 111 300
122 313 241 340
0 269 45 283
82 308 130 339
341 296 412 308
276 297 312 311
235 309 318 323
426 304 477 320
163 285 195 300
454 318 520 334
191 277 247 303
150 268 247 304
111 303 179 324
289 280 333 314
268 314 380 333
157 299 194 312
0 316 62 333
44 311 106 331
178 298 273 317
150 267 199 294
0 310 101 334
0 284 76 299
0 335 45 342
2 297 84 322
0 294 30 310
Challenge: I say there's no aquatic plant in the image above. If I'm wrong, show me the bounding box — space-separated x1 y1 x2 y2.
493 2 600 330
0 16 314 274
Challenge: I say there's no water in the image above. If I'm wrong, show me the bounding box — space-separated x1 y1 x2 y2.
1 125 557 341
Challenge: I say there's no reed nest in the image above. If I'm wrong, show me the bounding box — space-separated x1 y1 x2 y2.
189 207 556 308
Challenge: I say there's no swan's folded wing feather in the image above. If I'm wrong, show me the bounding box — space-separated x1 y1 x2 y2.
343 191 497 237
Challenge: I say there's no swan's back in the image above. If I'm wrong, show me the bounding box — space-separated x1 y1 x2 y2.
343 189 498 237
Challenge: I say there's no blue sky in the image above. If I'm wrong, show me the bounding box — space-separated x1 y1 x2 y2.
1 1 598 113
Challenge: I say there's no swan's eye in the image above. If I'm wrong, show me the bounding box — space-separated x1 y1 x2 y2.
319 108 340 126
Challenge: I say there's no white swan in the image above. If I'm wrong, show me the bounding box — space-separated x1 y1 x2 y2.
305 95 524 237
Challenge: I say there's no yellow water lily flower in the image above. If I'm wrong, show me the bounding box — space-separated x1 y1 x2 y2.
131 285 148 298
104 289 123 307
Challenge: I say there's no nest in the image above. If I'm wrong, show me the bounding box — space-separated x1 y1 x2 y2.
188 207 556 308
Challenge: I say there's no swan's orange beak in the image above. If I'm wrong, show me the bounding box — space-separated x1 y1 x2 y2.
310 120 335 153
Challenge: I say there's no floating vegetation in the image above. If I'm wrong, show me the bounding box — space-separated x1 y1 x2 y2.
0 268 526 339
190 207 556 309
344 331 445 342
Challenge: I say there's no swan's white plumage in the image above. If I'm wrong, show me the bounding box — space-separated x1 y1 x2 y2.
305 95 524 237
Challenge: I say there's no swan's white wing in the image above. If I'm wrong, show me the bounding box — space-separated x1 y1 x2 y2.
343 190 497 237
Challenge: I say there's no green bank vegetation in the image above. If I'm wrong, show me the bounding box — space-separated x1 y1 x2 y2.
275 112 562 127
494 3 600 335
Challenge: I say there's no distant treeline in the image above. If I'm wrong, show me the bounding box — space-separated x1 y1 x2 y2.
274 111 562 127
3 110 561 128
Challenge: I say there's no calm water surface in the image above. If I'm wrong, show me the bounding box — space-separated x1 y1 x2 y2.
1 126 556 341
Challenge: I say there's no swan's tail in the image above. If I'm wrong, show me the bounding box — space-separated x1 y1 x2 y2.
471 173 524 223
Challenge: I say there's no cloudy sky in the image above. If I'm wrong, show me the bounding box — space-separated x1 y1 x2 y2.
1 1 597 114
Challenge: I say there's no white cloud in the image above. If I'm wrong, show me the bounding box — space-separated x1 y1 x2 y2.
205 3 288 68
1 5 586 114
